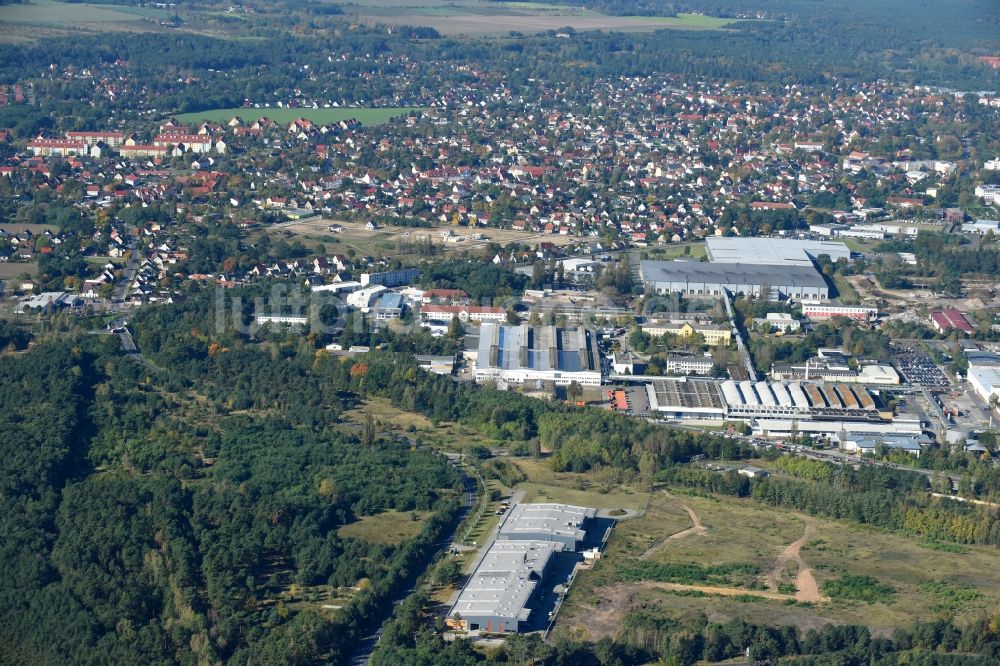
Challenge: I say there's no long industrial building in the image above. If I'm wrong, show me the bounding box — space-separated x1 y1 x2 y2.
705 237 852 266
448 503 595 635
447 540 562 634
645 377 921 437
497 503 596 550
640 260 830 301
967 351 1000 405
474 323 602 387
640 237 850 301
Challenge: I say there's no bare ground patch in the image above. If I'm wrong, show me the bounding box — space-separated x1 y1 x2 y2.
766 518 828 603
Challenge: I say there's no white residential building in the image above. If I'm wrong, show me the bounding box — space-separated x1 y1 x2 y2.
975 184 1000 205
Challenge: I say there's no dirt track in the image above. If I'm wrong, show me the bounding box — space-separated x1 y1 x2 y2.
642 581 796 601
639 497 707 560
767 519 827 603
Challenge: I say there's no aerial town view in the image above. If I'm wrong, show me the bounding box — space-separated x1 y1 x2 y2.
0 0 999 663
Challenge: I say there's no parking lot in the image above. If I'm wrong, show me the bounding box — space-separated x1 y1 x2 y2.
891 344 951 389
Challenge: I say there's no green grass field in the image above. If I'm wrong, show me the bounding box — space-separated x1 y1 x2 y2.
510 457 649 512
337 510 432 545
173 107 423 126
838 238 868 253
0 0 163 24
0 0 171 35
349 1 752 36
639 243 708 261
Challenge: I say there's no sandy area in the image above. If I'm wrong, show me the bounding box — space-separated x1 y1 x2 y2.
766 519 827 603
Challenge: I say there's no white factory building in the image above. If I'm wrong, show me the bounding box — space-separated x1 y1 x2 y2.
496 503 596 550
645 377 921 438
967 352 1000 406
474 323 602 387
447 540 562 634
705 237 852 266
447 503 596 635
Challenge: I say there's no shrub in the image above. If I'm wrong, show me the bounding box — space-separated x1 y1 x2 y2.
822 575 895 603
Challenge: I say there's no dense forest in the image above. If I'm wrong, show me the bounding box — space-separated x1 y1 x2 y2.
0 330 463 663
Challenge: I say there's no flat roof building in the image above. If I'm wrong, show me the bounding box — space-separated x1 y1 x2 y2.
661 354 714 376
15 291 81 313
255 314 308 326
646 377 727 419
706 237 851 266
448 540 562 634
474 323 602 387
802 304 877 322
415 355 456 375
844 435 926 457
420 303 506 324
753 312 801 333
360 267 420 288
969 364 1000 405
640 260 829 301
496 503 596 550
642 377 913 438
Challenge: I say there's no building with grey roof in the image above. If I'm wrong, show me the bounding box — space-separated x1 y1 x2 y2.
15 291 81 313
496 503 596 550
640 260 829 301
844 434 928 457
706 237 851 265
373 292 404 320
448 540 562 634
474 323 602 387
360 267 420 288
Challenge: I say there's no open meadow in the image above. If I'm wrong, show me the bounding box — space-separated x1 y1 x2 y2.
557 489 1000 639
509 456 649 512
345 0 752 36
0 0 173 42
337 509 433 545
339 395 505 452
0 263 37 279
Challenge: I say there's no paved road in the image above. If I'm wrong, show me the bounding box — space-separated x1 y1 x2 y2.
113 225 141 303
721 290 759 382
349 462 479 666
